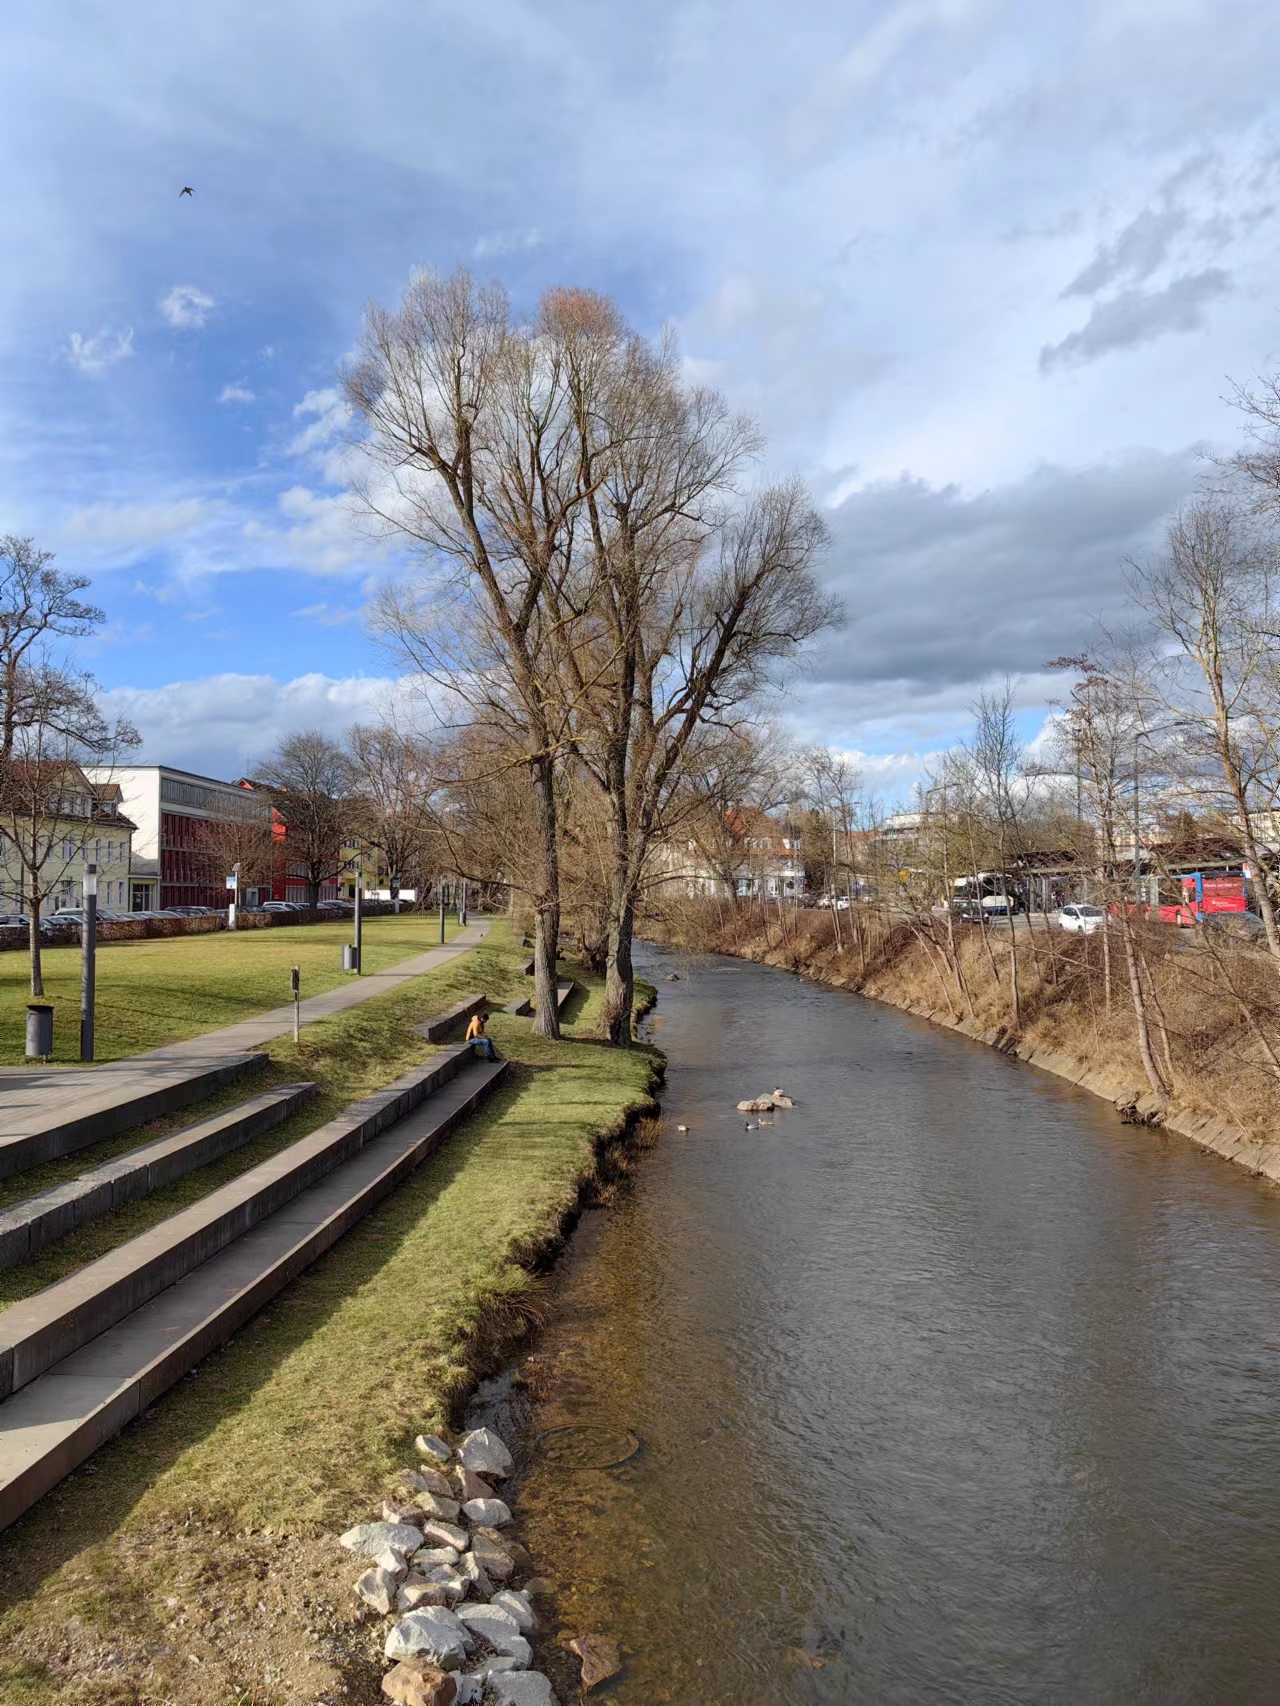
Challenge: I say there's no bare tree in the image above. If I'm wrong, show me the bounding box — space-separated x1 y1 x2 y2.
1129 497 1280 965
0 538 103 761
252 731 353 907
0 665 139 993
347 723 444 909
347 269 588 1036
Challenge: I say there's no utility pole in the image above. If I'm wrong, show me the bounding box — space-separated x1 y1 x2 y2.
80 861 98 1062
353 850 363 974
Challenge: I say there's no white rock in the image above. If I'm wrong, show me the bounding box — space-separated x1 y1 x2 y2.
420 1493 463 1524
415 1433 453 1464
456 1551 494 1596
396 1576 453 1612
423 1565 468 1602
487 1673 559 1706
420 1520 470 1552
457 1427 514 1479
383 1607 472 1667
491 1590 537 1633
354 1565 398 1616
470 1654 520 1680
457 1604 521 1646
403 1466 455 1498
339 1521 422 1560
454 1676 484 1705
497 1637 533 1668
416 1546 461 1569
462 1498 512 1528
372 1547 410 1579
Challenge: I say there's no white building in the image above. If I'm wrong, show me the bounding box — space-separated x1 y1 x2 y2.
86 765 270 911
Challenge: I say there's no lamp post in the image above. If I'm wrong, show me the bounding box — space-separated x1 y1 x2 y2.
228 860 241 930
80 861 98 1063
353 851 363 974
439 877 446 944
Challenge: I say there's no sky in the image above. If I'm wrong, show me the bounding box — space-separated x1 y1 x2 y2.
4 0 1280 799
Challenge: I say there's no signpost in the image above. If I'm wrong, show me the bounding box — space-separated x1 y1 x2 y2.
353 857 363 974
291 965 300 1044
80 862 98 1063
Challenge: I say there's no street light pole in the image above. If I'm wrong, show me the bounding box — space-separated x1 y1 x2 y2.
353 851 363 974
80 861 98 1063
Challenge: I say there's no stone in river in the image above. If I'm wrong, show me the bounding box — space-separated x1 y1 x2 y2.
457 1603 521 1647
419 1520 469 1552
341 1522 423 1560
491 1589 537 1633
487 1674 559 1706
569 1633 623 1690
381 1657 459 1705
462 1497 512 1528
416 1434 453 1464
384 1607 472 1667
355 1565 399 1616
405 1467 456 1499
456 1468 495 1503
457 1426 514 1479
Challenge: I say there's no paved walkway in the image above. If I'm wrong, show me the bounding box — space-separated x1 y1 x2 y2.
0 921 490 1143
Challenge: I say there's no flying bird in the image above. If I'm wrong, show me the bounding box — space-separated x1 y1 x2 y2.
179 186 194 197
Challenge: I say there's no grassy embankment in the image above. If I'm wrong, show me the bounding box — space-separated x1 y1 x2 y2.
652 897 1280 1163
0 912 466 1065
0 917 662 1706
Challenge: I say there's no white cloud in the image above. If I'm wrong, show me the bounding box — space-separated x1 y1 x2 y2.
67 327 134 375
60 497 209 551
100 670 412 777
217 382 255 404
241 483 376 576
473 228 543 259
288 386 349 456
160 285 216 329
292 600 363 626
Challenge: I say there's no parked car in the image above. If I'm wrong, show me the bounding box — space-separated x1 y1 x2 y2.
317 899 353 913
1059 903 1106 935
261 900 303 913
47 908 127 925
1203 910 1267 941
165 904 213 916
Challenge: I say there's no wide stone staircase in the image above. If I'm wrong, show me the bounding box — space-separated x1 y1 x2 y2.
0 997 507 1530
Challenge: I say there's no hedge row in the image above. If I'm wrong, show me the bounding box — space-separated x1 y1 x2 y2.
0 903 406 952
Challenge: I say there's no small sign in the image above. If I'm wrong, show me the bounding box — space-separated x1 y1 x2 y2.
225 876 237 889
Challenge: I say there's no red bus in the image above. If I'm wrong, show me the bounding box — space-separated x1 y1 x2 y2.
1154 871 1249 927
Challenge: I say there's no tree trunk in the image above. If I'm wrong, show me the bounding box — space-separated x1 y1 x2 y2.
28 895 43 998
600 891 635 1045
530 755 561 1040
1120 916 1168 1101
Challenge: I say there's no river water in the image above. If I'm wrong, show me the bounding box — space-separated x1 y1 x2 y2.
472 945 1280 1704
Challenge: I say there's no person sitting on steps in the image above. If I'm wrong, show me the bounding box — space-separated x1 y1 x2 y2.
465 1010 497 1061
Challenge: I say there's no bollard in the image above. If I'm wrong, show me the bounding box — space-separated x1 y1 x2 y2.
342 943 358 972
26 1004 53 1060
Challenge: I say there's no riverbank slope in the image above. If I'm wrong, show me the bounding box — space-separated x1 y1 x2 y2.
648 901 1280 1185
0 920 661 1706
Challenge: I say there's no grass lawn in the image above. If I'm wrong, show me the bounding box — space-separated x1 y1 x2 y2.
0 912 466 1065
0 918 662 1706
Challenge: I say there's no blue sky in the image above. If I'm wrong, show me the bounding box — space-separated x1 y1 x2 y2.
4 0 1280 795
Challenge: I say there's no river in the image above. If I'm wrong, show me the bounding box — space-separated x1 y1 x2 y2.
468 945 1280 1703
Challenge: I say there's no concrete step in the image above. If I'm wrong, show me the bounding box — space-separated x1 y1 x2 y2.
0 1056 507 1531
505 979 576 1018
0 1082 318 1272
0 1046 474 1402
415 993 487 1043
0 1053 270 1183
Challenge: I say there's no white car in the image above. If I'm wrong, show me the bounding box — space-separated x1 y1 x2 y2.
1059 903 1106 934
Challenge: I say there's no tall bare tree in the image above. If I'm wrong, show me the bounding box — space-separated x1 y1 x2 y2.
347 269 589 1036
252 731 353 907
347 723 443 908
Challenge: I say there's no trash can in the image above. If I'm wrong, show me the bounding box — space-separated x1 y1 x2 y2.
26 1003 53 1059
342 943 359 972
